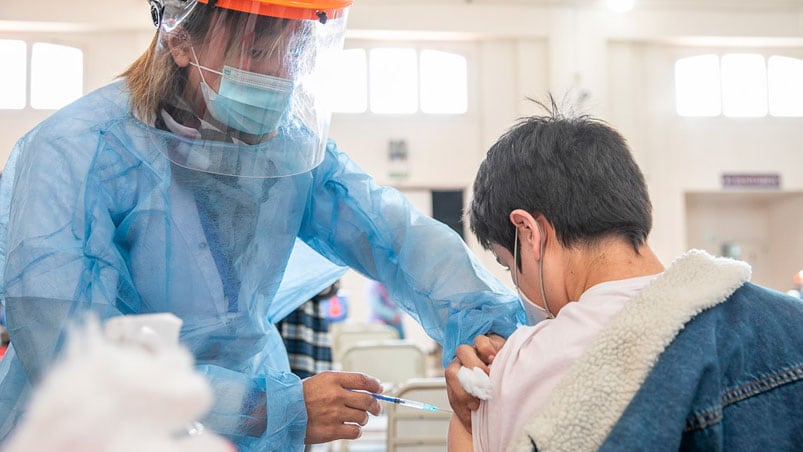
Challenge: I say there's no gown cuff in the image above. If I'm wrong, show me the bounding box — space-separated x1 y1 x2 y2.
265 369 307 446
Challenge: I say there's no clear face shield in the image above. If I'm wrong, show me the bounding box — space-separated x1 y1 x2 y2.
144 0 350 177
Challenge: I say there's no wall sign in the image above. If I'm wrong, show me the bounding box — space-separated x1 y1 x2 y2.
388 139 410 181
721 173 781 189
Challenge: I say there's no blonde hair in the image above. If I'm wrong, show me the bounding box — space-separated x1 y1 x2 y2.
120 34 183 125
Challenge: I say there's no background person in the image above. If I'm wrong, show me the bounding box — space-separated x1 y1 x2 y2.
0 0 522 450
276 281 340 379
787 269 803 299
447 104 803 451
363 279 405 339
0 327 8 360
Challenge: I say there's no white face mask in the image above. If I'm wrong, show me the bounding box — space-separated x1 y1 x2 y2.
512 225 554 324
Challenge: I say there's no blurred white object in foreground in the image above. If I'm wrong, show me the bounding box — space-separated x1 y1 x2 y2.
104 312 184 352
3 313 235 452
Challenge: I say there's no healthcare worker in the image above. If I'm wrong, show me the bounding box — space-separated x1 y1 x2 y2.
0 0 522 450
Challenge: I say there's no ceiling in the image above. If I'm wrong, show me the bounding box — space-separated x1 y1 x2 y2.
1 0 801 33
370 0 803 12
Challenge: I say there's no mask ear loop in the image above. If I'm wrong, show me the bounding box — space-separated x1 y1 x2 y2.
513 227 520 288
189 46 207 84
534 221 554 319
513 222 555 319
189 46 225 85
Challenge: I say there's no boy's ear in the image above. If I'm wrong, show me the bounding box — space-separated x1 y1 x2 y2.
509 209 530 230
509 209 544 257
509 209 537 242
167 29 191 68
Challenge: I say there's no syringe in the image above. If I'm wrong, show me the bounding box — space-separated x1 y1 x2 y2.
351 390 452 413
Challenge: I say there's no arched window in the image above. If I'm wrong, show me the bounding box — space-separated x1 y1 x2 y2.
768 56 803 117
675 53 803 118
0 40 83 111
329 46 469 115
30 43 84 110
324 48 368 114
369 48 419 114
0 40 27 110
720 53 767 117
420 50 468 114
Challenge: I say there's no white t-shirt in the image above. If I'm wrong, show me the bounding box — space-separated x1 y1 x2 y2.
472 275 659 452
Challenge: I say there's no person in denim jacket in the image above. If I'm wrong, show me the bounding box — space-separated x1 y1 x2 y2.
447 101 803 451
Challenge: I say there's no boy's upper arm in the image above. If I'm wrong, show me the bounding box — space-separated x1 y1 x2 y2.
448 415 474 451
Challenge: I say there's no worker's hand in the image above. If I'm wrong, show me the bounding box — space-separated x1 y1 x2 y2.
474 333 506 364
302 371 382 444
444 334 506 431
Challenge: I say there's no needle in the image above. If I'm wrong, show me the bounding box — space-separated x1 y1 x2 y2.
350 390 452 413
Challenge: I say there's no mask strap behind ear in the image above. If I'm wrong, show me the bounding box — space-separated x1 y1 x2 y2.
534 219 555 319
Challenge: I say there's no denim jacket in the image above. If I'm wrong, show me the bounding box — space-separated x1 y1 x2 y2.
509 250 803 452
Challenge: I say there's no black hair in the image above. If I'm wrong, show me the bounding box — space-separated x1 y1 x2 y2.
469 97 652 260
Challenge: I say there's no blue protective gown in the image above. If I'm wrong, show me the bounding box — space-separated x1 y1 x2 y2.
0 80 522 450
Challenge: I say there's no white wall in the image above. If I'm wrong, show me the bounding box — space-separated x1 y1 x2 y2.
686 193 803 291
686 194 774 287
606 41 803 291
769 195 803 291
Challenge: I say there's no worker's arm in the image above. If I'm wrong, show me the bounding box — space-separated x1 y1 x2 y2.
300 142 525 367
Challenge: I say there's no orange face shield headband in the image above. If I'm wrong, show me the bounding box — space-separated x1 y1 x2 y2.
194 0 351 23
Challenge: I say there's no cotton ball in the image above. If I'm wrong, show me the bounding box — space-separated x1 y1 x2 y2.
457 366 494 401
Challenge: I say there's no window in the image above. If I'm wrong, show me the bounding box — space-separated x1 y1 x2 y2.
31 43 83 110
369 48 419 114
720 54 767 117
322 48 367 114
768 56 803 117
0 40 27 110
420 50 468 114
0 40 83 111
675 54 721 117
330 46 469 115
675 53 803 118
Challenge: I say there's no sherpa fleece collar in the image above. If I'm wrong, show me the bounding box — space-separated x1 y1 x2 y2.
508 249 751 452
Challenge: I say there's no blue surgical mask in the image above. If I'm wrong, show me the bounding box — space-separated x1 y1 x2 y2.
190 48 294 136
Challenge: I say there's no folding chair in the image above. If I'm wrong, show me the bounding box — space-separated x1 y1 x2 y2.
339 340 427 391
331 323 400 366
386 377 451 452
